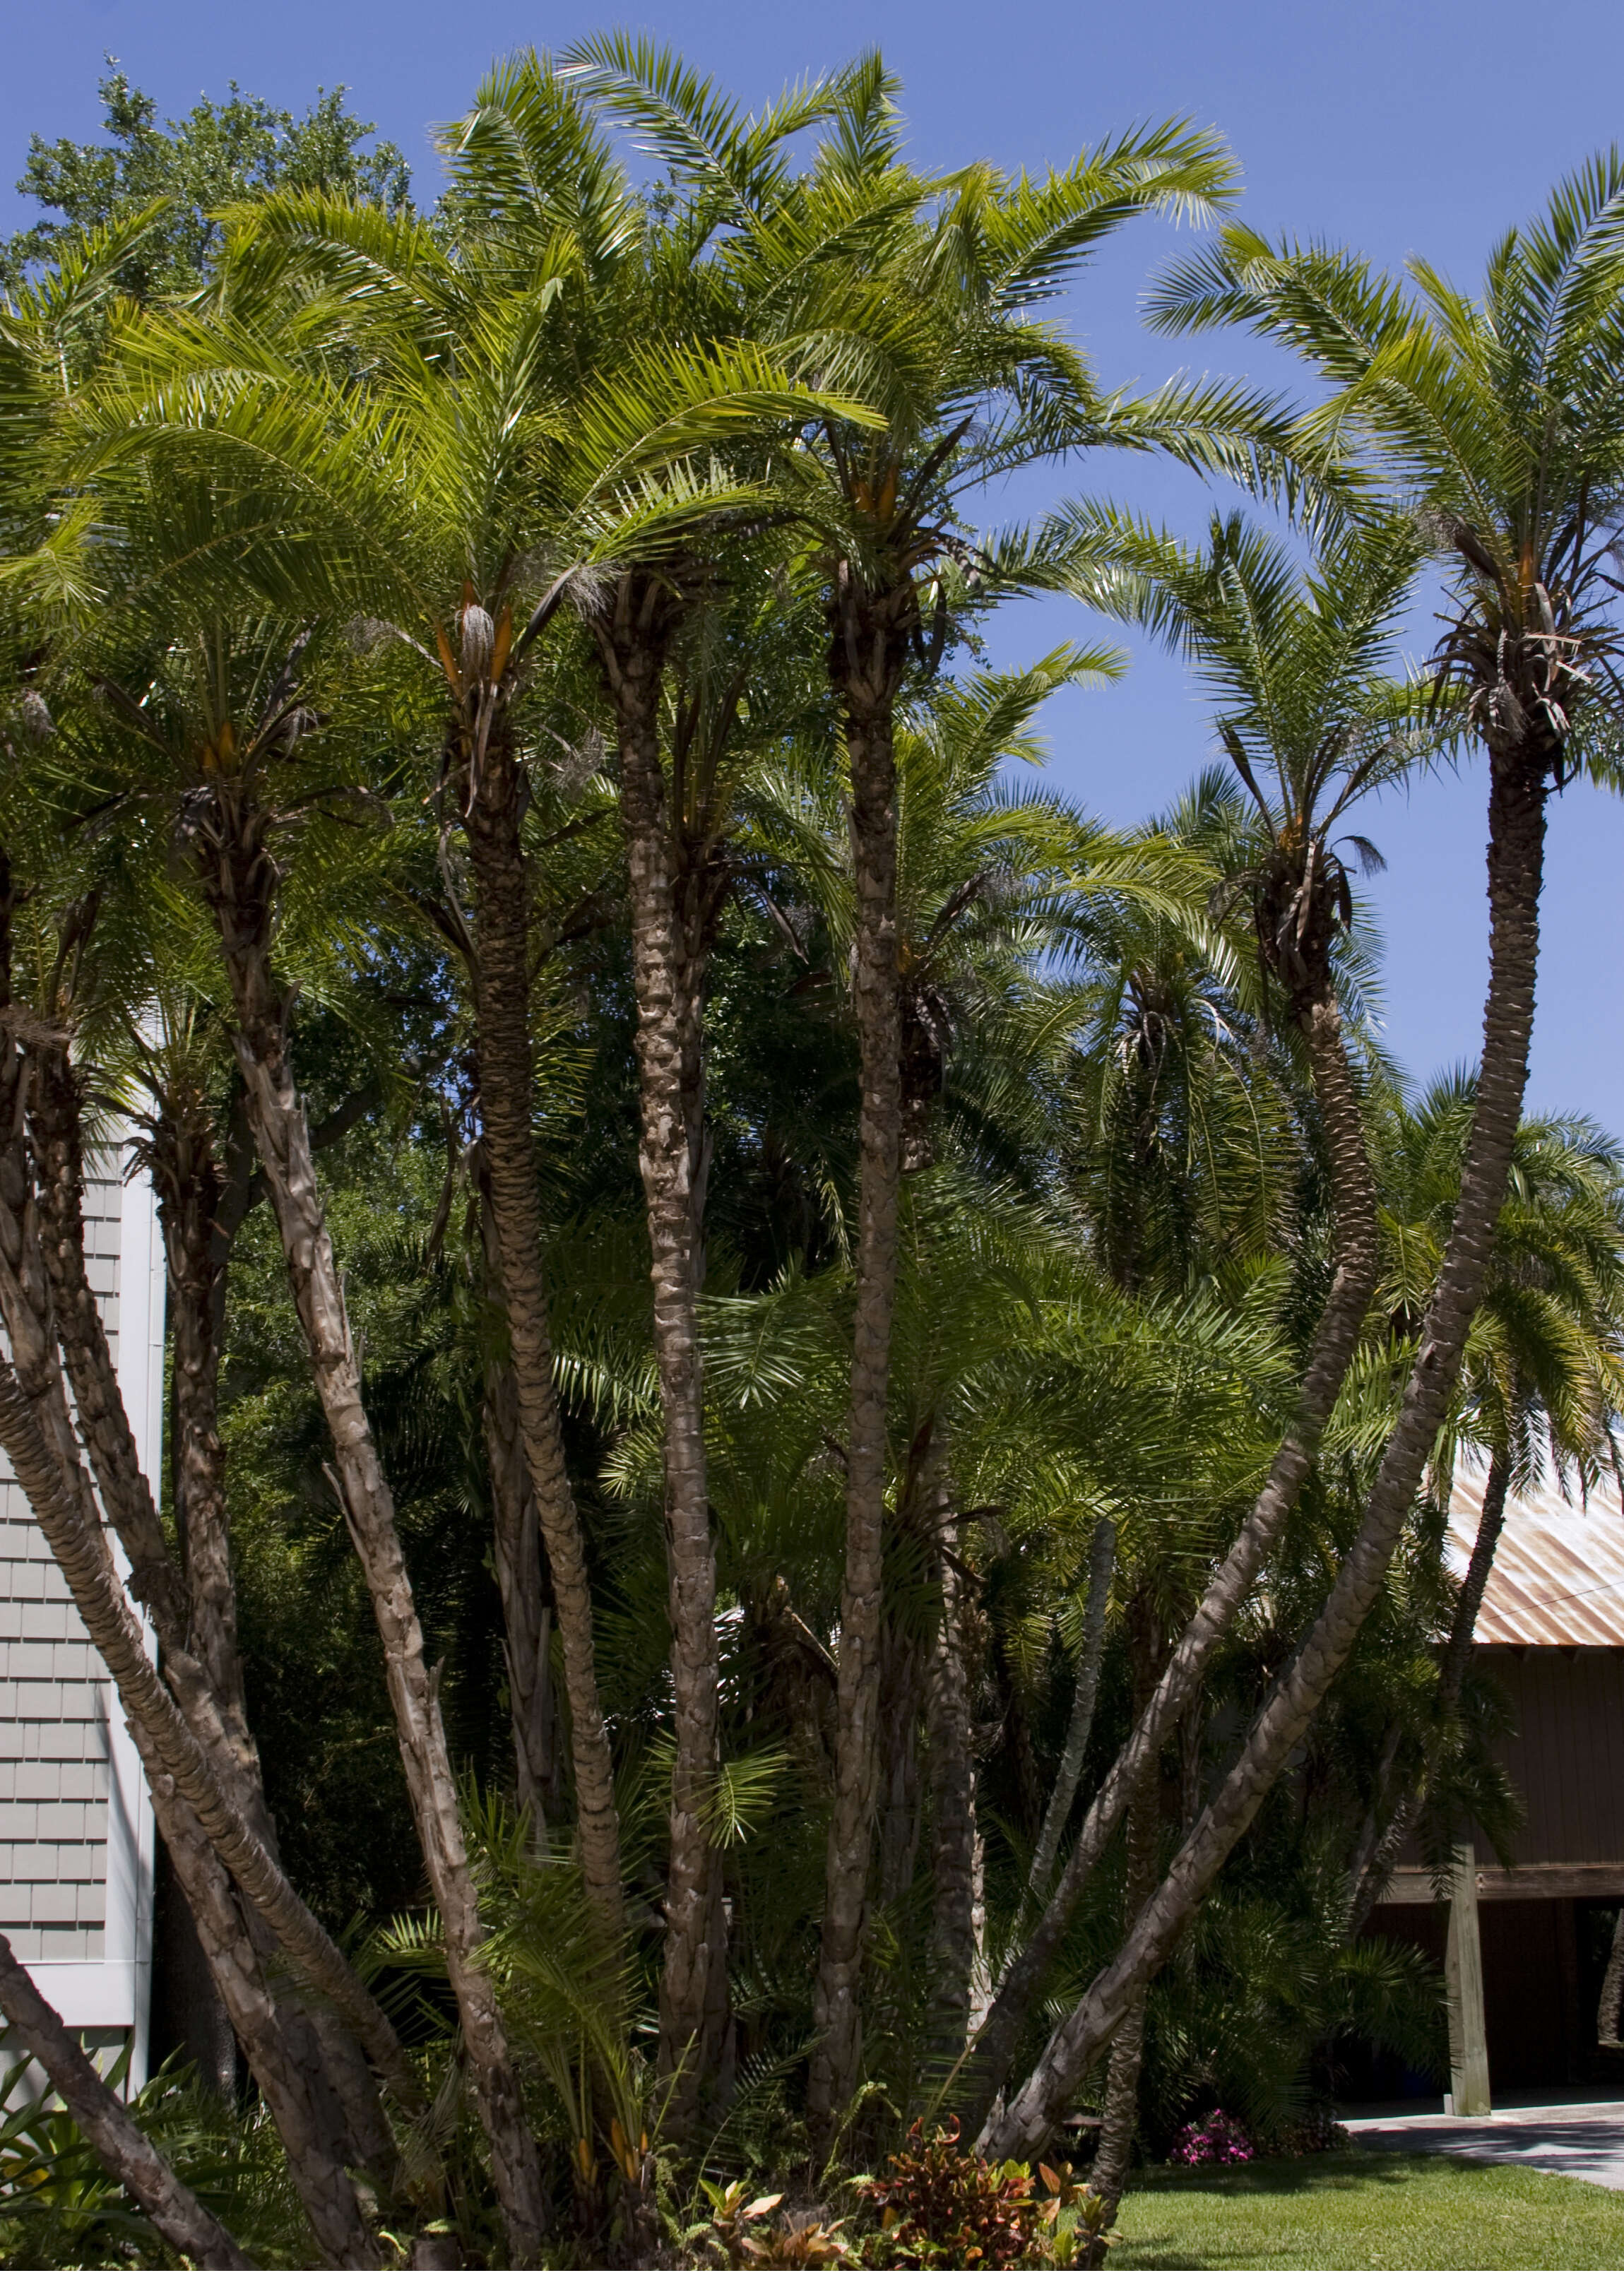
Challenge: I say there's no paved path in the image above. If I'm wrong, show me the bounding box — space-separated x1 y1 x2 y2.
1344 2101 1624 2190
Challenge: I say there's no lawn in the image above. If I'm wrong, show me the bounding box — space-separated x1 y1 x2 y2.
1110 2150 1624 2269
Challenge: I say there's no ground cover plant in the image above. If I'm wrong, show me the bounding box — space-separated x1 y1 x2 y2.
0 42 1622 2272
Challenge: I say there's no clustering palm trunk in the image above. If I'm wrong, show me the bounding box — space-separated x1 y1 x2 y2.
0 1343 389 2262
143 1082 247 1735
140 1072 403 2193
456 708 624 1934
478 1178 557 1834
591 567 725 2125
191 783 550 2265
0 1933 251 2269
982 747 1548 2159
1081 1609 1162 2262
0 870 410 2238
964 980 1380 2125
809 564 916 2130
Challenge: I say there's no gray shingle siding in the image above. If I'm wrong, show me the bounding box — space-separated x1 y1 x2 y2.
0 1486 114 1962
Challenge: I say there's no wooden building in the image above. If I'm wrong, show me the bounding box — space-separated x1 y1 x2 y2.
1368 1468 1624 2105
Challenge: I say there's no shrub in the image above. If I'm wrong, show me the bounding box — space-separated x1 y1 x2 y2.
855 2120 1103 2267
1167 2109 1253 2167
856 2118 1041 2267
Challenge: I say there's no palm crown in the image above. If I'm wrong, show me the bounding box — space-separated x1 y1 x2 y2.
1145 154 1624 781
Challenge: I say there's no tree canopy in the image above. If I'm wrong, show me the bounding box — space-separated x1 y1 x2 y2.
0 49 1620 2273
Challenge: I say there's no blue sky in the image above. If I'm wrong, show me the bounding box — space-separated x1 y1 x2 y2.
6 0 1624 1129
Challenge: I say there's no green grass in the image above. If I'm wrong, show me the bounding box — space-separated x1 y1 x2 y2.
1110 2150 1624 2269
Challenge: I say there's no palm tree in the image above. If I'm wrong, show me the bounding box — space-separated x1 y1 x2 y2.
694 60 1255 2124
968 511 1430 2121
191 76 872 2101
13 416 548 2251
0 829 402 2263
985 153 1624 2162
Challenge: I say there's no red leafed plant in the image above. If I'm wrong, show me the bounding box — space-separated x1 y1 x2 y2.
855 2118 1045 2267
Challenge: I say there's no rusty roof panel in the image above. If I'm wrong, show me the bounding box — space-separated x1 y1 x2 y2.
1446 1464 1624 1647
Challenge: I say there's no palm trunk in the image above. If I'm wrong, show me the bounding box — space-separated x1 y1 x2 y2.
458 724 623 1933
142 1080 401 2190
1347 1448 1514 1935
593 574 725 2125
1081 1613 1161 2263
925 1499 980 2072
25 1043 190 1645
0 1338 412 2087
1028 1517 1116 1899
484 1355 556 1833
983 749 1547 2161
0 885 409 2156
477 1172 556 1834
143 1083 249 1738
140 1761 381 2266
875 1624 925 1909
964 989 1378 2126
0 1344 386 2260
0 1933 252 2270
196 796 549 2265
809 570 913 2130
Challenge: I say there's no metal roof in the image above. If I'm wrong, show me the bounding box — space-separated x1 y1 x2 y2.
1445 1463 1624 1648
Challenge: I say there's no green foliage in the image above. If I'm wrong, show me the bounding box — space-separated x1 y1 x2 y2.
0 2052 309 2267
853 2120 1099 2268
1 66 411 299
1 37 1623 2273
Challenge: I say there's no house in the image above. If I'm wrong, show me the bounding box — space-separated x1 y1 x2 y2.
1366 1466 1624 2107
0 1144 164 2085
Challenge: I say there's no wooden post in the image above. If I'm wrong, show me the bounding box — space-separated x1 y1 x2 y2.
1445 1841 1492 2115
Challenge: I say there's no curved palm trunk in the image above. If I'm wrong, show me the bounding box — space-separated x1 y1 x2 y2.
22 1045 187 1644
459 728 624 1932
196 795 550 2265
593 574 725 2126
139 1766 379 2266
983 750 1547 2161
809 571 913 2130
0 1933 251 2271
1081 1610 1161 2263
0 882 410 2175
141 1079 401 2190
0 1346 386 2262
963 990 1379 2125
0 1336 410 2076
1028 1516 1117 1899
1439 1450 1512 1709
1347 1448 1513 1935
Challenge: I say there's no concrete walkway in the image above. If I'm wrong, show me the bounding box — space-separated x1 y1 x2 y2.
1344 2096 1624 2191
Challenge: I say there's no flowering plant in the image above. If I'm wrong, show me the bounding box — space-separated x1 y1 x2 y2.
1168 2110 1252 2166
